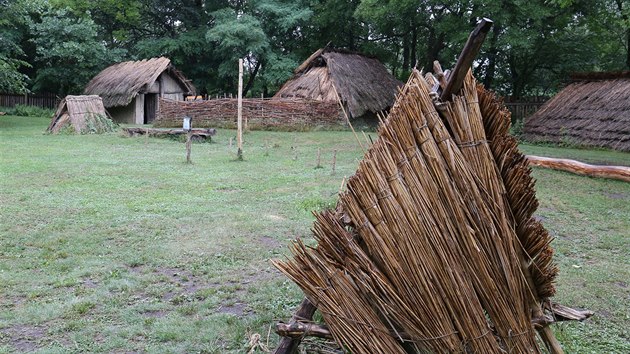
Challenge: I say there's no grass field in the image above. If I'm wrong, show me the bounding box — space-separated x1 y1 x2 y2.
1 115 628 353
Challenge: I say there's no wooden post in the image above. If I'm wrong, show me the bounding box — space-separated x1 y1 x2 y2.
331 149 337 175
440 18 493 101
237 58 244 160
229 136 233 148
186 131 192 164
315 147 322 169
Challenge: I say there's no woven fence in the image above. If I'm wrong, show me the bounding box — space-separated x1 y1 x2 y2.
154 98 345 130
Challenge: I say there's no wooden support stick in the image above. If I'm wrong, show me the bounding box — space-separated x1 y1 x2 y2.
185 131 192 164
275 321 333 340
237 58 244 160
331 149 337 175
526 155 630 182
274 298 317 354
315 147 322 169
441 18 493 101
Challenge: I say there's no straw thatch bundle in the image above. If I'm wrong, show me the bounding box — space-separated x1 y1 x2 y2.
274 67 561 353
84 57 195 108
47 95 114 134
524 72 630 152
274 48 402 119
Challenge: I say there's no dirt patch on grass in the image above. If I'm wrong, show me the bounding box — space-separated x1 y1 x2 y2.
258 235 282 249
1 324 46 352
217 302 251 317
604 192 628 200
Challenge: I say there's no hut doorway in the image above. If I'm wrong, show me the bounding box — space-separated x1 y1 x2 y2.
144 93 158 124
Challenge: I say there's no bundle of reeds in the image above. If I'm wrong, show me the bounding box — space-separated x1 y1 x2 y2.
274 67 560 353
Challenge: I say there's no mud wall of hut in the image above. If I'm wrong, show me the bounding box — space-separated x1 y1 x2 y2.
154 98 344 130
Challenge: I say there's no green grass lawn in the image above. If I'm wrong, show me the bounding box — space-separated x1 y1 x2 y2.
1 115 628 353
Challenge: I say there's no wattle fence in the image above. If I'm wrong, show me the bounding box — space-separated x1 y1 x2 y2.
0 92 60 109
154 97 345 130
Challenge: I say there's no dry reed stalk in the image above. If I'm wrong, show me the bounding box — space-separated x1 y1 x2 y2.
476 83 558 299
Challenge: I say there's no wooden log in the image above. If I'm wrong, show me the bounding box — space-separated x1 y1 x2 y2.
275 321 333 340
440 18 493 101
123 127 216 140
526 155 630 182
274 298 317 354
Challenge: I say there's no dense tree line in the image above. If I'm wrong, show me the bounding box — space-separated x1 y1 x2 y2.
1 0 628 98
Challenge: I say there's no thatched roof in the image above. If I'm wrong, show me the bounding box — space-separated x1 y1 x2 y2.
274 48 402 118
524 72 630 151
84 57 195 107
47 95 114 134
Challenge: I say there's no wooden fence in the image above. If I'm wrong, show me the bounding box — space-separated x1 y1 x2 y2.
0 92 60 109
504 97 547 122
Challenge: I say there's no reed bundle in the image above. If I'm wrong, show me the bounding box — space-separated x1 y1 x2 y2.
274 67 559 353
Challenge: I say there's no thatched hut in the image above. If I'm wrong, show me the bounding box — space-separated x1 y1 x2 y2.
524 72 630 151
47 95 114 134
84 57 195 124
274 48 402 121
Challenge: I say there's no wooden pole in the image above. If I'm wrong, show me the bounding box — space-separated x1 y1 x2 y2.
331 149 337 175
186 131 192 164
440 18 493 101
315 147 322 169
237 58 243 160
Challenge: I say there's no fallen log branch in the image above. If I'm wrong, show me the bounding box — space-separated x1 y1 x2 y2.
526 155 630 182
123 127 216 141
546 302 594 322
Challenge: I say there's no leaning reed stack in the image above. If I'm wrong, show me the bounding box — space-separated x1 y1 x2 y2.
274 66 561 353
476 80 558 299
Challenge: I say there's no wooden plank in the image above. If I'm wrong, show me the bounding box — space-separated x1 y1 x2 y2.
440 18 493 101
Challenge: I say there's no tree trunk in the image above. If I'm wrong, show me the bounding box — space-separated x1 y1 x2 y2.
402 32 410 72
410 25 418 69
243 59 262 97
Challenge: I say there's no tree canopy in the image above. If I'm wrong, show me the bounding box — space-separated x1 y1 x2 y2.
1 0 628 98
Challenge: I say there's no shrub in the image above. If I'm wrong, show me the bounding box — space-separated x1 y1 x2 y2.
13 104 54 117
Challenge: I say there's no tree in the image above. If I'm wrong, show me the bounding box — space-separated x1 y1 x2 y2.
206 0 312 96
0 0 36 93
29 7 124 95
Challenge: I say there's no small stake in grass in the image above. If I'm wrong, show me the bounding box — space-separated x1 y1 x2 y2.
315 147 322 169
229 136 233 148
331 149 337 175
